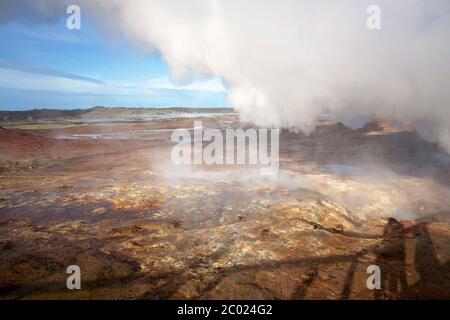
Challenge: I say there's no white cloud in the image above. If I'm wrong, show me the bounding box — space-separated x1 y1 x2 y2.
145 76 226 92
0 67 225 98
0 68 104 93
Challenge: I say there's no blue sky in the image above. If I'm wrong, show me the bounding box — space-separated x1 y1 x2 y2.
0 15 229 110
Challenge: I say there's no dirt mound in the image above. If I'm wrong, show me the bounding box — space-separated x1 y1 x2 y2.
0 126 110 157
360 119 415 136
0 126 55 152
272 199 373 236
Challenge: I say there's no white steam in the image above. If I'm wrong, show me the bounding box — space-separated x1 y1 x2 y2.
4 0 450 150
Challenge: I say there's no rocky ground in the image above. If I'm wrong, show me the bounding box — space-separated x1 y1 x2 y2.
0 115 449 299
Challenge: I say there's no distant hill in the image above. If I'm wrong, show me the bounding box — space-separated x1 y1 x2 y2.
0 106 235 122
0 107 94 121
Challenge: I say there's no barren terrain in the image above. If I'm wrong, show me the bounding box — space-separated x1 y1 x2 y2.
0 108 449 299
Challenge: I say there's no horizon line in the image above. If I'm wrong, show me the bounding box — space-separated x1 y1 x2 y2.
0 105 235 112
